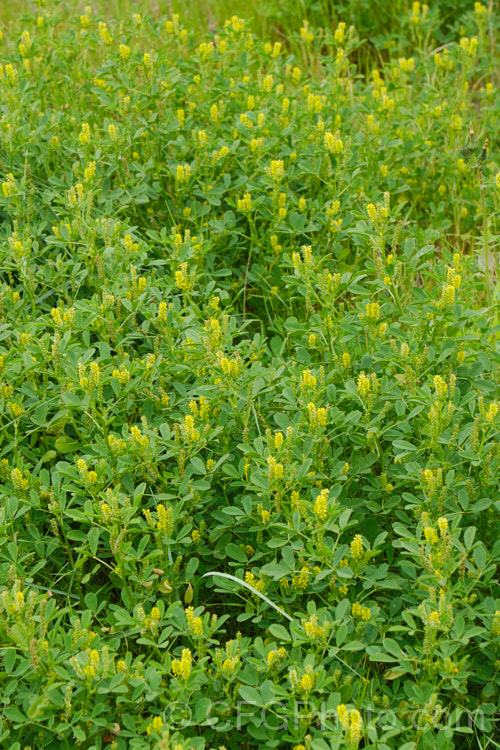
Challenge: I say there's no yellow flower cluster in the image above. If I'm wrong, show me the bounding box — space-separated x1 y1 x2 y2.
98 21 112 44
398 56 415 72
112 366 130 385
437 282 456 309
292 566 309 590
433 375 448 399
434 48 454 70
188 398 209 421
422 467 443 498
365 302 380 320
308 402 327 430
459 36 478 56
237 193 252 211
185 606 204 635
334 22 346 45
303 613 329 640
299 672 313 694
267 647 286 668
176 164 192 182
171 648 192 680
146 715 163 735
180 414 200 443
108 434 126 454
301 368 317 390
82 649 100 678
352 602 371 620
222 656 240 674
77 458 98 485
350 534 364 559
130 424 149 449
357 372 371 398
424 526 438 544
8 402 24 418
11 467 29 491
268 159 284 180
2 173 16 196
289 666 316 695
324 130 344 154
437 517 448 535
218 354 241 378
244 570 265 592
273 432 284 450
67 183 84 208
300 20 314 44
337 704 363 744
429 610 441 627
79 122 91 145
410 1 428 25
267 455 284 481
313 488 329 521
485 402 499 423
78 361 101 391
492 611 500 636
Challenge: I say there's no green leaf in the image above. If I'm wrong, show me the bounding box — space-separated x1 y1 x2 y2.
3 648 16 673
336 624 348 646
473 544 487 570
260 561 290 579
392 439 417 452
281 547 295 570
342 640 365 651
238 685 262 705
269 623 291 642
289 211 306 231
61 391 81 407
54 436 80 454
225 543 247 562
85 592 98 611
4 706 26 723
464 526 476 550
190 456 206 475
88 527 99 556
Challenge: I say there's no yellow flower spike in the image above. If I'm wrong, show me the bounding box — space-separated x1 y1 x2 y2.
171 648 192 680
313 488 329 521
146 715 163 735
357 372 371 398
350 534 364 559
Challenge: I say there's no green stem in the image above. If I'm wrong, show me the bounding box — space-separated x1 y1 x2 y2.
478 168 491 312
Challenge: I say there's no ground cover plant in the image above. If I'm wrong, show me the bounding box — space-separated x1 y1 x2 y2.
0 1 499 749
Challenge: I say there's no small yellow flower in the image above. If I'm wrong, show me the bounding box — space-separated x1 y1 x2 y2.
352 601 371 620
429 610 440 627
313 488 329 521
434 375 448 399
357 372 371 398
437 517 448 535
365 302 380 320
146 715 163 735
424 527 439 544
171 648 192 680
350 534 364 559
237 193 252 211
299 672 313 694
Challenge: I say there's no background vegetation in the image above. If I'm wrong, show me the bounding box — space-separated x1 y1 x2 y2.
0 1 499 749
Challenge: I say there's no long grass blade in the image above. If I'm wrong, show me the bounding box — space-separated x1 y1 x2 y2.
202 571 293 622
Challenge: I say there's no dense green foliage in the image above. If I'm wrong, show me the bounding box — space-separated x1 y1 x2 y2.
0 2 499 749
